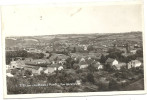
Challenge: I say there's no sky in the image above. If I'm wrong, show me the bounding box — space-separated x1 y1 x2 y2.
1 2 143 36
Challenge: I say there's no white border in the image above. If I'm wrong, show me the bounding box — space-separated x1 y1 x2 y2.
1 0 147 99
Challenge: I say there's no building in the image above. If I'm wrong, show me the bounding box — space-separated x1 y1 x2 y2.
76 80 82 85
10 60 25 69
93 61 103 70
128 60 142 69
80 64 88 69
54 66 64 71
113 63 126 70
105 58 118 66
31 66 44 75
79 60 88 69
130 49 137 54
6 73 14 77
44 67 55 74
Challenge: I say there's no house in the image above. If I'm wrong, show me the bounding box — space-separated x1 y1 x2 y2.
79 60 88 69
33 59 47 64
25 58 33 62
113 63 126 70
58 60 66 65
93 61 103 70
83 45 88 51
130 50 137 54
128 60 142 69
58 66 64 71
44 67 55 74
80 57 85 62
80 64 88 69
10 61 17 68
105 58 118 66
54 66 64 71
31 66 44 75
86 58 94 65
98 65 104 70
76 80 82 85
6 73 14 77
10 60 25 69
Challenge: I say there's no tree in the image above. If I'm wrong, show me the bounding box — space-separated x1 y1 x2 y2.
87 64 96 73
73 63 79 70
24 70 32 76
136 49 143 57
100 54 106 63
72 47 76 53
109 78 120 91
11 69 18 75
87 45 94 51
87 73 95 83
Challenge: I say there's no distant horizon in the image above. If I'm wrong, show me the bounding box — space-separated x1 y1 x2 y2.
5 31 142 38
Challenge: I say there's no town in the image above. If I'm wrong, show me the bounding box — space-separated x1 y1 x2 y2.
5 31 144 94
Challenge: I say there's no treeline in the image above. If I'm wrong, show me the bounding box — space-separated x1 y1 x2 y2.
99 48 143 64
6 50 45 64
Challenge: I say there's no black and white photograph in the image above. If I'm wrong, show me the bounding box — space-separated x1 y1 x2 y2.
1 0 146 98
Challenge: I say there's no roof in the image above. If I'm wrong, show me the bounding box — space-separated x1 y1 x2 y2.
32 66 40 70
49 64 59 68
105 58 115 63
79 60 87 65
113 63 126 70
64 69 76 74
86 58 94 64
130 60 141 64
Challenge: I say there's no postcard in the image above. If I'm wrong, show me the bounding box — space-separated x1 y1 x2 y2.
1 0 146 98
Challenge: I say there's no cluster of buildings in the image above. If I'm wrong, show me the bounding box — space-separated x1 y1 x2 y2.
6 52 143 78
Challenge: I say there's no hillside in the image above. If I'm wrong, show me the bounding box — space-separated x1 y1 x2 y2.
5 31 142 47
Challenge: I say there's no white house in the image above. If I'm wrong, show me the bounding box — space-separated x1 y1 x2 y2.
105 58 118 66
58 66 64 70
80 57 85 62
83 45 88 51
76 80 82 85
93 61 103 70
130 50 137 54
31 66 44 75
38 67 44 74
54 66 63 71
6 73 14 77
128 60 142 69
98 65 104 70
88 57 91 60
10 61 18 68
80 64 88 69
44 67 55 74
